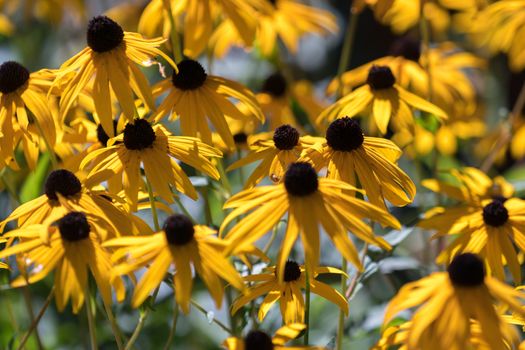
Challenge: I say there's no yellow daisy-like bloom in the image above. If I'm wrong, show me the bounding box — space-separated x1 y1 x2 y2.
374 319 517 350
210 0 337 57
0 61 56 152
0 169 147 239
222 323 325 350
81 119 222 208
421 167 514 205
104 214 244 312
227 124 322 188
303 117 415 210
151 59 264 150
471 0 525 72
0 212 125 313
420 197 525 283
231 260 347 325
383 253 525 350
54 15 176 136
318 65 447 135
138 0 257 58
221 162 400 280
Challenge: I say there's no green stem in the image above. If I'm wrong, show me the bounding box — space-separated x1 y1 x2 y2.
162 300 179 350
164 0 183 62
125 287 160 350
175 197 196 223
22 286 44 350
236 150 245 185
336 9 359 99
17 286 54 350
85 286 98 350
102 298 124 350
200 185 213 226
303 266 311 345
335 258 348 350
216 159 232 199
145 178 161 231
33 117 58 170
190 299 234 335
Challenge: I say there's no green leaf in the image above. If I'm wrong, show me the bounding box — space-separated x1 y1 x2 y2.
19 153 51 203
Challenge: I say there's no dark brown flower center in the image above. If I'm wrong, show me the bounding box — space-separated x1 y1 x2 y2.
367 65 396 90
96 121 118 147
87 16 124 53
58 212 90 242
282 260 301 282
244 330 274 350
233 132 248 145
0 61 29 94
44 169 82 201
172 59 207 90
447 253 485 287
262 72 287 98
284 162 318 197
163 214 195 246
390 36 421 62
326 117 364 151
123 119 156 150
482 200 509 227
273 124 299 150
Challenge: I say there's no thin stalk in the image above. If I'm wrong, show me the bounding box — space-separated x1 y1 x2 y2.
237 150 245 185
102 299 124 350
345 243 369 299
145 178 161 231
175 197 196 223
33 117 58 169
200 185 213 226
190 299 234 335
336 9 359 99
162 300 179 350
225 288 238 335
335 258 348 350
303 266 311 345
22 286 44 350
85 286 98 350
216 159 232 198
0 169 20 204
163 0 183 62
17 286 55 350
125 287 160 350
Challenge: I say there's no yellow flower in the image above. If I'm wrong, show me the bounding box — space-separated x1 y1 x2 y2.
222 323 325 350
383 253 525 350
0 0 86 26
209 0 337 57
151 59 264 149
54 16 176 137
80 119 222 208
104 214 245 312
420 197 525 283
211 113 261 153
318 65 447 135
231 261 347 324
0 61 56 157
0 169 147 239
0 212 125 313
0 13 13 36
227 124 323 188
303 117 415 210
221 162 400 280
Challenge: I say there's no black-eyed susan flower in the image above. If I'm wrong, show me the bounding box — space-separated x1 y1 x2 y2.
227 124 323 188
221 162 400 280
104 214 244 313
0 212 125 313
421 197 525 283
383 253 525 350
231 260 347 324
303 117 415 210
54 15 176 136
222 323 324 350
318 65 447 135
0 169 147 239
0 61 56 155
80 119 222 208
151 59 264 150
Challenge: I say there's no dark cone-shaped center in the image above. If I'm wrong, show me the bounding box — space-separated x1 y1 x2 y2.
326 117 364 151
244 330 274 350
163 214 195 246
123 119 156 150
273 124 299 150
447 253 485 287
367 65 396 90
262 72 287 98
390 36 421 62
233 132 248 145
0 61 30 94
172 59 207 90
282 260 301 282
87 16 124 53
44 169 82 201
96 120 118 147
284 162 318 197
482 200 509 227
58 212 90 242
